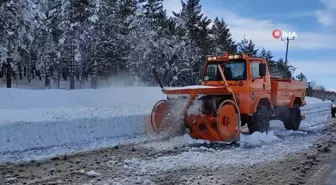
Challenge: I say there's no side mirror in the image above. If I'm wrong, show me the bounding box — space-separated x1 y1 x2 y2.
259 63 266 77
332 100 334 102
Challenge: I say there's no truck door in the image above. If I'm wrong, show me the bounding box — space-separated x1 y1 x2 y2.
250 60 267 102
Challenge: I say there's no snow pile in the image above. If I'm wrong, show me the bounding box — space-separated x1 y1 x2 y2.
98 176 153 185
305 96 328 105
86 170 100 177
164 85 216 90
142 134 208 151
0 87 165 163
0 114 147 153
240 131 281 146
0 106 150 123
299 113 330 132
143 131 281 151
302 96 330 113
124 135 318 173
0 87 164 109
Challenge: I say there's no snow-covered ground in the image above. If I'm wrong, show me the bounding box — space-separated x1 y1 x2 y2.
0 87 332 164
127 113 328 175
119 96 331 177
0 87 165 109
0 87 165 163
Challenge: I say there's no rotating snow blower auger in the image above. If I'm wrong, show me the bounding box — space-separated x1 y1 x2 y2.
151 87 241 143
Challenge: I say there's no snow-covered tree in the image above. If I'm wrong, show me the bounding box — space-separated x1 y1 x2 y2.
238 38 259 56
296 72 307 82
210 17 237 55
0 0 312 89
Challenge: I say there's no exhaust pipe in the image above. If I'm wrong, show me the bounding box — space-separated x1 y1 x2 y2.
152 68 164 89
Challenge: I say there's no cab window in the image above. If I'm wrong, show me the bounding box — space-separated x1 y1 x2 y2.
204 60 247 81
203 65 217 81
250 62 260 78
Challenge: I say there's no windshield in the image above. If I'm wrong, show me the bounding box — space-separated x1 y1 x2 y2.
203 60 246 81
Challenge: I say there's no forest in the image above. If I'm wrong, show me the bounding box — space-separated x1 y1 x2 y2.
0 0 328 91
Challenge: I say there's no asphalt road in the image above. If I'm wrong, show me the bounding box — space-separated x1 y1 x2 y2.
325 156 336 185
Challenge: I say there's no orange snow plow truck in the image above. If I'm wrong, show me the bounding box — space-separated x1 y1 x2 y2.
146 52 306 143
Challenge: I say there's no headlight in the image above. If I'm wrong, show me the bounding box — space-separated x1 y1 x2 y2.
234 54 241 59
332 104 336 107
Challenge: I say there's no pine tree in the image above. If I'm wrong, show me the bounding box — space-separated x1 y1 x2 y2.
0 0 312 89
118 0 138 22
94 0 126 78
210 17 237 55
238 39 259 56
57 0 91 89
173 0 203 40
172 0 211 53
258 48 276 72
275 58 296 78
296 72 307 81
172 0 211 81
73 0 89 22
258 48 273 61
198 17 212 57
0 0 45 84
142 0 167 29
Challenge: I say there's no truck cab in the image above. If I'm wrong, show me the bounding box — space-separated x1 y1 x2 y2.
200 52 306 132
201 53 270 115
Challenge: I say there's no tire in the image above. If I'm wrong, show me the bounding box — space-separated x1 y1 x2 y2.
332 110 335 117
283 104 301 130
248 105 270 134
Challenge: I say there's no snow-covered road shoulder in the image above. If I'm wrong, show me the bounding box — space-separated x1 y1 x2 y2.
0 87 165 163
125 134 319 173
302 97 331 113
0 111 147 153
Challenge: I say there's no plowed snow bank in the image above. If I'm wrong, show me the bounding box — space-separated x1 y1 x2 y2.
0 114 147 153
0 87 165 109
0 87 165 163
302 97 331 113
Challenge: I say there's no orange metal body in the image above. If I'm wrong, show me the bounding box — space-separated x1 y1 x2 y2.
149 53 306 143
199 55 306 115
159 87 240 143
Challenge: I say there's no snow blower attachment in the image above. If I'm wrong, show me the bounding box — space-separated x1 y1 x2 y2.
150 65 241 143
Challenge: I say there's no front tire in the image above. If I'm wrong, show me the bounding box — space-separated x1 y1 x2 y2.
283 104 301 130
248 105 270 134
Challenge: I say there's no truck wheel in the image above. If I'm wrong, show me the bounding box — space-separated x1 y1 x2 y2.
283 104 301 130
248 105 270 134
